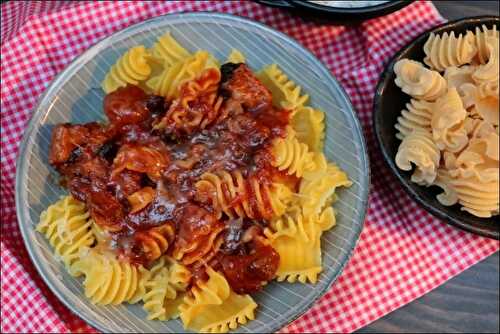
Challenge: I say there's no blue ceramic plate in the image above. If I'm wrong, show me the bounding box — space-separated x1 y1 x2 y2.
16 12 370 333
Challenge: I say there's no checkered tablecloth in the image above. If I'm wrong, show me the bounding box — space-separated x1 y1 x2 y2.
1 1 498 333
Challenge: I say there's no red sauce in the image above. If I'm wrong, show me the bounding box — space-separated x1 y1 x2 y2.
49 64 290 293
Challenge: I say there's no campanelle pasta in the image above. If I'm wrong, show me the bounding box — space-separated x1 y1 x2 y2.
39 31 352 333
394 25 499 219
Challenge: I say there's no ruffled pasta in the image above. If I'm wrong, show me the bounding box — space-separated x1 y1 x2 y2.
444 65 476 96
154 68 224 135
395 128 440 185
71 249 150 305
395 98 434 140
226 49 246 63
460 83 499 126
179 267 257 333
291 106 325 152
299 153 352 217
271 127 316 177
435 170 499 218
37 196 95 269
146 50 219 99
143 257 190 320
135 223 175 262
264 207 335 284
102 45 152 94
472 36 499 86
431 88 468 152
195 170 293 220
473 25 499 64
257 64 309 110
150 32 191 67
394 59 447 101
423 31 477 71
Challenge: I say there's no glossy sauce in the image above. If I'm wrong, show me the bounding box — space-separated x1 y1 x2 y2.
49 64 289 293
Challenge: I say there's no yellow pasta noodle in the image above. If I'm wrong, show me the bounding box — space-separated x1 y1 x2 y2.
37 196 95 269
226 49 246 63
257 64 309 110
195 170 293 220
299 153 352 217
291 106 326 152
146 50 220 99
150 32 191 67
271 127 316 177
179 267 257 333
101 45 152 94
71 249 150 305
142 257 190 320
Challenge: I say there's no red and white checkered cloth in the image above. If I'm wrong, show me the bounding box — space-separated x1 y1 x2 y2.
1 1 498 333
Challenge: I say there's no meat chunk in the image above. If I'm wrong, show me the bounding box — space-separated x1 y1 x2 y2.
104 85 150 131
220 63 272 112
49 123 110 166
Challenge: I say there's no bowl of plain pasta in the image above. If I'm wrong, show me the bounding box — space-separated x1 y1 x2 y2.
374 16 499 239
15 13 369 333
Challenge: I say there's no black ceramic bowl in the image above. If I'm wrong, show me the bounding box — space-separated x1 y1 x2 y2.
256 0 411 22
373 16 500 240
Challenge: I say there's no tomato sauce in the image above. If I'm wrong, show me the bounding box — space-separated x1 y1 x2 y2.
49 64 288 293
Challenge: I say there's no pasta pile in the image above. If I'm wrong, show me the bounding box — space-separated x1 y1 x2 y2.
393 25 499 218
38 32 352 332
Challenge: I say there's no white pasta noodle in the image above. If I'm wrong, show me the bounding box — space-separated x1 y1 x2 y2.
423 31 477 72
393 25 499 219
395 128 440 185
395 99 434 140
394 59 447 101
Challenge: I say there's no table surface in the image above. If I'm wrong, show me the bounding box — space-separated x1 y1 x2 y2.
359 1 499 333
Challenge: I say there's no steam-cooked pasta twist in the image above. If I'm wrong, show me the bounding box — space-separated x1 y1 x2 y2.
395 128 441 185
394 59 447 101
37 196 95 269
257 64 309 110
435 170 499 218
473 25 499 64
264 207 335 284
154 68 224 135
135 223 176 262
226 49 246 63
300 153 352 217
473 36 499 92
146 50 219 99
271 128 316 177
150 32 191 67
395 99 434 140
423 31 477 71
179 267 257 333
195 170 293 220
291 106 325 152
70 249 150 305
101 45 152 94
431 88 468 152
142 257 190 320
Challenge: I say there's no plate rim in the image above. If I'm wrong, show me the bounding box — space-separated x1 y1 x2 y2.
15 11 371 332
372 15 500 240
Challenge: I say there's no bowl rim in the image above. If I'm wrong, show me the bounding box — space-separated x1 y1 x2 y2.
15 11 371 333
291 0 410 14
373 15 500 240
